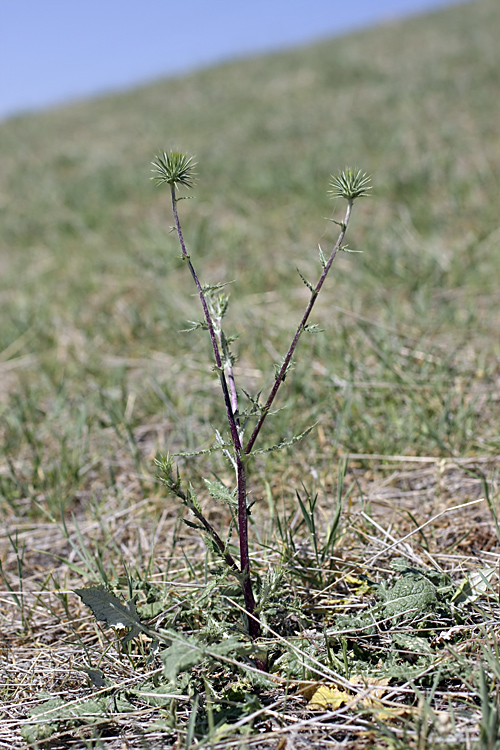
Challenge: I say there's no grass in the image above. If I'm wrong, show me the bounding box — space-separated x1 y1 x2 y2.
1 0 500 746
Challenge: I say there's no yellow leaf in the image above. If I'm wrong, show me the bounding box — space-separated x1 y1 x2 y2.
344 574 373 596
374 706 415 722
348 675 391 708
307 685 352 710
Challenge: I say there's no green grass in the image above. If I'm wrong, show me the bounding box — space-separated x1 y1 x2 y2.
1 0 500 746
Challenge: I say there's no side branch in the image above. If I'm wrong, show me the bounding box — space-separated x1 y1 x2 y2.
244 201 353 454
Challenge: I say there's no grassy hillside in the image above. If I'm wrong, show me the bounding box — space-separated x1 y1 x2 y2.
1 0 500 746
1 0 499 462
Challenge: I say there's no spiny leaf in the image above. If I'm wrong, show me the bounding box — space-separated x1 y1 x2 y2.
341 245 363 253
303 324 325 333
296 267 314 291
318 244 327 268
173 445 222 458
202 280 234 294
204 478 237 506
327 218 346 230
183 518 206 531
180 319 208 332
251 423 317 455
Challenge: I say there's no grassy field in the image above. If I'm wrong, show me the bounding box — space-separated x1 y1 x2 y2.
1 0 500 746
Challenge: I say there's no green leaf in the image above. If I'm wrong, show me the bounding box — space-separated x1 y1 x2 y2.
20 692 135 742
182 518 206 531
382 574 437 618
134 680 187 707
303 324 325 333
180 319 207 332
252 423 316 455
161 637 206 682
204 478 237 506
341 245 363 253
391 632 433 655
452 567 498 604
75 586 147 643
75 666 108 688
318 244 327 268
296 267 314 291
160 633 251 682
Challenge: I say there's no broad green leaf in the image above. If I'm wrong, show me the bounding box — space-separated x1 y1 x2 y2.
76 666 108 688
75 586 146 643
382 574 437 618
391 632 433 655
161 638 205 682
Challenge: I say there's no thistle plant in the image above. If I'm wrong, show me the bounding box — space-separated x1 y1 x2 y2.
152 151 370 670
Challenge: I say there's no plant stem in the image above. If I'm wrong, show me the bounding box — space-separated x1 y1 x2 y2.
170 186 263 652
184 494 240 575
236 456 260 640
212 313 240 434
169 185 353 673
170 186 242 453
245 201 353 454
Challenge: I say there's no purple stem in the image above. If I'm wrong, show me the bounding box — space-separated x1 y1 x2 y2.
236 457 261 640
170 186 242 453
170 186 262 647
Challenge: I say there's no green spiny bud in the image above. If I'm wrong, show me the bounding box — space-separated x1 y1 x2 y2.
328 168 371 201
151 151 197 189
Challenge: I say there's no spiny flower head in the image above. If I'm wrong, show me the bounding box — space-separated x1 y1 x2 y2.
328 168 371 201
151 151 197 190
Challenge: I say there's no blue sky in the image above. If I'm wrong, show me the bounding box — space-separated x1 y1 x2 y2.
1 0 465 121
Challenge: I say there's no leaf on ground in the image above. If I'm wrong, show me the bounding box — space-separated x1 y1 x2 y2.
301 677 410 720
300 682 352 710
382 574 437 618
76 666 108 688
75 586 146 643
161 638 205 682
134 682 188 707
371 705 416 722
391 632 434 655
451 567 498 604
161 634 251 682
350 675 391 707
20 693 134 742
344 574 375 596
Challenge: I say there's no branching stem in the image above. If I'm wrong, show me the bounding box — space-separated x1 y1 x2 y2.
160 157 368 675
170 185 262 645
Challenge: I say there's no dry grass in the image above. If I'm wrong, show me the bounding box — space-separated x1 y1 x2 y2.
2 446 500 747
